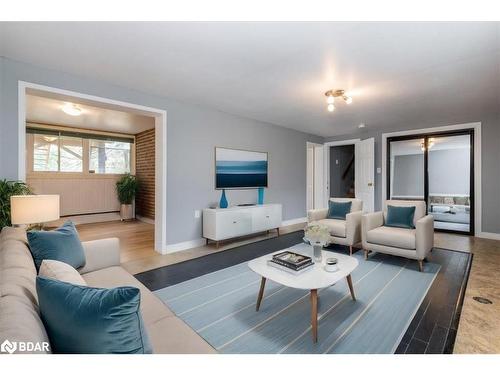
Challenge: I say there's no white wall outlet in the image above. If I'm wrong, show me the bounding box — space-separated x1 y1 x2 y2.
194 210 201 218
376 167 381 174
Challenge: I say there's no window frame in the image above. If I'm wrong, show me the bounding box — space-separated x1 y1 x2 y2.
26 124 135 178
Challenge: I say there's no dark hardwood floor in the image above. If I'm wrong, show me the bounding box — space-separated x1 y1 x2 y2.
134 231 471 354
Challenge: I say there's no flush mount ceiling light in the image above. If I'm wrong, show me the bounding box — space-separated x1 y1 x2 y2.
324 89 353 113
62 103 82 116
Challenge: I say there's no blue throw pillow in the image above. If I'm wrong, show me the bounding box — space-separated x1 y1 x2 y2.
36 276 152 354
327 200 352 220
27 221 85 271
385 205 416 229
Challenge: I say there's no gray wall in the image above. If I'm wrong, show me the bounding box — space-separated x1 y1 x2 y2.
0 57 323 244
392 154 424 197
325 112 500 234
329 145 355 198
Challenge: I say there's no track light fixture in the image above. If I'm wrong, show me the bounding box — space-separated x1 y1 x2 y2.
324 89 352 112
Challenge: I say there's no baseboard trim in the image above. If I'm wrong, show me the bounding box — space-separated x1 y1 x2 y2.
136 215 155 225
282 217 308 226
477 232 500 240
166 238 206 254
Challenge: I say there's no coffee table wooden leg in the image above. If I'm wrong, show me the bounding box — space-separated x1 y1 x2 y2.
311 289 318 343
346 274 356 301
256 277 266 311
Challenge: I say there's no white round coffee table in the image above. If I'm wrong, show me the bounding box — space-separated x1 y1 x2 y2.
248 246 359 343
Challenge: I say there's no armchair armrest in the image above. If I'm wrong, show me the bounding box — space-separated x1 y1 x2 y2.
361 211 384 247
345 211 362 245
78 238 121 274
307 208 328 223
416 215 434 259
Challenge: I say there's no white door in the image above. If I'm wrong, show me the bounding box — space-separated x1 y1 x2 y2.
313 145 325 209
306 147 314 211
355 138 375 212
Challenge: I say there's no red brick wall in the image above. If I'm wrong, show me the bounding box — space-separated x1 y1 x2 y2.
135 129 155 219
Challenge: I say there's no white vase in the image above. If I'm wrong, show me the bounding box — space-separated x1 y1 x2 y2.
313 244 323 263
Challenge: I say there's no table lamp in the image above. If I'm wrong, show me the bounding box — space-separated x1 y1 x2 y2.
10 195 60 230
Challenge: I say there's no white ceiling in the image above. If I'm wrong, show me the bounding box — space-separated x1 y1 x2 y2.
1 22 499 137
26 93 155 134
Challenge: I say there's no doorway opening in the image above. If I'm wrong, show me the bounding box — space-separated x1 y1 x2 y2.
329 144 355 199
18 81 168 253
387 129 474 235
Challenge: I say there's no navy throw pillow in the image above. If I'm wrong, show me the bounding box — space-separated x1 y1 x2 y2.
27 220 86 270
36 276 152 354
385 205 416 229
327 201 352 220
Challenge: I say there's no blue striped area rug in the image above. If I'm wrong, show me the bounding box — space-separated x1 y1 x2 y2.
154 243 440 354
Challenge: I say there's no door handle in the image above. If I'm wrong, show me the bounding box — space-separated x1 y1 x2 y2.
368 182 373 187
233 221 237 224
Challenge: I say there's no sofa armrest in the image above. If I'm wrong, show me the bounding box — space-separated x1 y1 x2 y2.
307 208 328 223
345 211 362 245
361 211 384 247
416 215 434 260
78 238 121 274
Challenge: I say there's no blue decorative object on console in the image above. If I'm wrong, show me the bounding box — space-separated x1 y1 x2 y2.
219 189 228 208
257 187 264 205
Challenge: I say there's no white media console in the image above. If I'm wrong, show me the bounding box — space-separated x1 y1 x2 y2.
203 204 282 247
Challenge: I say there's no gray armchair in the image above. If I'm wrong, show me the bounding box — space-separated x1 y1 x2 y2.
307 198 363 256
361 200 434 271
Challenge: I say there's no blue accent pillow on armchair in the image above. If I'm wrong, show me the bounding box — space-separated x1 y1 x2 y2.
385 205 416 229
327 201 352 220
27 220 86 271
36 276 152 354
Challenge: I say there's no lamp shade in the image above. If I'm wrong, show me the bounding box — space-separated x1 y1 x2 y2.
10 195 60 225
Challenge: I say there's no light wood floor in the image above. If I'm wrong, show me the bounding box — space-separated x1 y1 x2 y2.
76 220 500 354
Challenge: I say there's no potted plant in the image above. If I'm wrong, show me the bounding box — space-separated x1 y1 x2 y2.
116 174 140 221
0 179 32 230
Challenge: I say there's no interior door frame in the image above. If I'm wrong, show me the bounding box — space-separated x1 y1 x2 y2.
324 139 360 207
384 124 479 236
18 81 169 254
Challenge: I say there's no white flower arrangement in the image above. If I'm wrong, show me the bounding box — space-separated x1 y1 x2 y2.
304 224 332 247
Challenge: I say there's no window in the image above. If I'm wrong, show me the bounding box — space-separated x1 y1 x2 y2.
33 134 83 172
89 140 131 174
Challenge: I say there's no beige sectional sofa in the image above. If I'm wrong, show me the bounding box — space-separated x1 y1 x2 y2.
0 227 216 354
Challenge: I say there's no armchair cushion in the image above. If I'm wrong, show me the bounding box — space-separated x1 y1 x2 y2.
385 205 416 229
327 201 352 220
366 226 416 250
313 219 346 238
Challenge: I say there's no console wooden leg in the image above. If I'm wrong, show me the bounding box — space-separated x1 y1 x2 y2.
418 260 424 272
310 289 318 343
364 249 369 260
256 277 266 311
216 241 220 249
277 227 280 236
346 274 356 301
349 245 353 256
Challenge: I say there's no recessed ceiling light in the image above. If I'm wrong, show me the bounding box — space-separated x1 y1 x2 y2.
62 103 82 116
358 123 366 128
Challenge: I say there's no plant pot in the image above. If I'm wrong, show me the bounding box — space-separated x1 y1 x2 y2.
120 204 134 221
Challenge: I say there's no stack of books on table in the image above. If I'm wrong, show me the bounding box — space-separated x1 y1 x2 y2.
267 251 313 275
